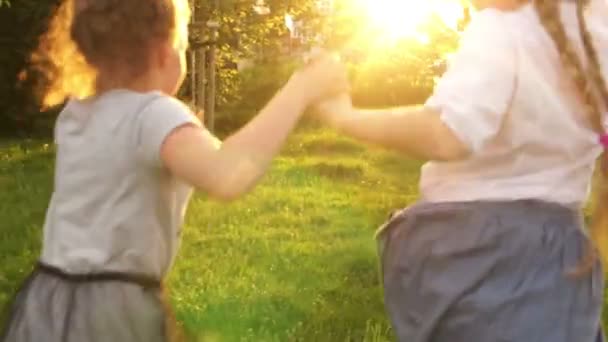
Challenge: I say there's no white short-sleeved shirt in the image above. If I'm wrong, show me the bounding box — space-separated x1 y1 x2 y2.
41 90 200 278
421 1 608 207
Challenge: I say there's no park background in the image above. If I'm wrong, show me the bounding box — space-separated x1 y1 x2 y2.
2 0 601 341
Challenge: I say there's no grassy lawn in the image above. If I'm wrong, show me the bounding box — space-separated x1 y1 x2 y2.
0 129 422 341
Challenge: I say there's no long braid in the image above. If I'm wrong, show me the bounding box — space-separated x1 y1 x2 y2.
577 2 608 111
576 0 608 269
535 0 608 269
534 0 602 130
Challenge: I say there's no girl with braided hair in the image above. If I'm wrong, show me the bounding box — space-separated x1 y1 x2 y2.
317 0 608 341
0 0 348 341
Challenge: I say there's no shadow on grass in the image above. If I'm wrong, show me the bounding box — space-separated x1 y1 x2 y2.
299 139 365 157
284 160 367 183
285 131 366 158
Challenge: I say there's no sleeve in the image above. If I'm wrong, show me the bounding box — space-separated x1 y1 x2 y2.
425 9 517 153
135 95 201 167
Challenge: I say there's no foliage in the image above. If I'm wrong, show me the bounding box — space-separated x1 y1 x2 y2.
187 0 321 108
215 60 299 135
0 0 461 137
190 0 462 130
0 0 60 136
322 0 461 107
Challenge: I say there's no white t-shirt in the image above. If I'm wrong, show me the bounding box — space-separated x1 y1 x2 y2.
41 90 200 278
421 1 608 207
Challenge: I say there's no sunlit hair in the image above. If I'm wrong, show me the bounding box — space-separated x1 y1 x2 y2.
24 0 191 109
534 0 608 269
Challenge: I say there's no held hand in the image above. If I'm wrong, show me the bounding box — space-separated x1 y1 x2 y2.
315 93 354 128
285 51 350 106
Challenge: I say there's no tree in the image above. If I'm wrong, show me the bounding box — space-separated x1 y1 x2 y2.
187 0 318 104
0 0 61 136
187 0 321 132
0 0 463 136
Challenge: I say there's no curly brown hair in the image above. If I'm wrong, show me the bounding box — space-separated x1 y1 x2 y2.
534 0 608 269
25 0 190 108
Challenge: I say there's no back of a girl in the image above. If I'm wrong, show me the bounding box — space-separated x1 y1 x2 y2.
315 0 608 341
0 0 347 341
419 0 608 205
45 92 194 278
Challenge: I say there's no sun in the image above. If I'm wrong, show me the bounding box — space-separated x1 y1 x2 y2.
356 0 466 40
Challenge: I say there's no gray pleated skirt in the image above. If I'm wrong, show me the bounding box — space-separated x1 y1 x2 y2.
376 200 605 342
0 262 174 342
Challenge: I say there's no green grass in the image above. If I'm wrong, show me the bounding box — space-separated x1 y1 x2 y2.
3 131 608 340
0 130 422 341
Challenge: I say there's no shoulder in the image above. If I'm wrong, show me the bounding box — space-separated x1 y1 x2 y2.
461 8 515 45
133 91 200 126
142 92 191 113
129 92 201 165
88 90 192 117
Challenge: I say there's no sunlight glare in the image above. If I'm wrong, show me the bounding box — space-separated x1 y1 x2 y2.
356 0 465 39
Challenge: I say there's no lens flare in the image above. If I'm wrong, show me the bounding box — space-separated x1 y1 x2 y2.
355 0 465 40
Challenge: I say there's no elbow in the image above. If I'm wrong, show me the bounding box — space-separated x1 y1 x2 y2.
179 174 243 202
427 116 472 162
432 141 471 162
212 191 241 203
430 126 472 162
193 157 261 202
201 173 254 203
206 183 246 203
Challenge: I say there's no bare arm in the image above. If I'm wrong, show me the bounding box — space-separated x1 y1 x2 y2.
317 10 516 162
161 85 306 201
161 54 348 201
322 99 471 161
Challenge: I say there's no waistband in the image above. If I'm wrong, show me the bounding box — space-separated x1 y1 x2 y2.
36 262 161 289
412 199 580 219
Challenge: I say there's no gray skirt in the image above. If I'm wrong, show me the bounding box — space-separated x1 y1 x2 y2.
1 262 174 342
376 200 605 342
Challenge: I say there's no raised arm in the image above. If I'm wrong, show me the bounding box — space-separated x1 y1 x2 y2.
160 54 348 201
319 98 471 161
317 9 517 162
